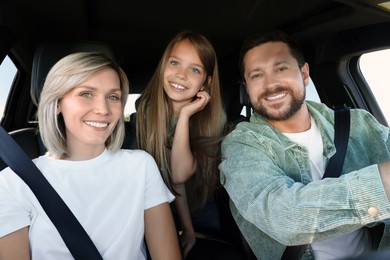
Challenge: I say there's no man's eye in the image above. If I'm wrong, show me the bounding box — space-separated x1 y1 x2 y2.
250 74 261 80
278 67 288 72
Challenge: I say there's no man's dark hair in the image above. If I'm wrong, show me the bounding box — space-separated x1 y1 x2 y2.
239 30 306 81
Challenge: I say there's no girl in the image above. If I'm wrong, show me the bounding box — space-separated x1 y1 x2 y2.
0 52 181 259
136 31 227 257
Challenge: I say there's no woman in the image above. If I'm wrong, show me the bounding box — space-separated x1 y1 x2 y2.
136 31 227 257
0 52 181 259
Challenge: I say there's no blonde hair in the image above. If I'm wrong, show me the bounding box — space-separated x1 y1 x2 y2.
37 52 129 157
136 31 227 209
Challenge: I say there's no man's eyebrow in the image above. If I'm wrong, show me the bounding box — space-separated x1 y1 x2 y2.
274 60 290 66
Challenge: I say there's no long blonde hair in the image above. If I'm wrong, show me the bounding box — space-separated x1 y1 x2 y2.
136 31 227 208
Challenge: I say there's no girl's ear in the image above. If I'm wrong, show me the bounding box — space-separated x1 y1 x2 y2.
207 76 212 87
201 76 212 91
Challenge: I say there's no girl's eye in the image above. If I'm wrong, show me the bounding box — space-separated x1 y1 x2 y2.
191 67 201 74
170 60 179 66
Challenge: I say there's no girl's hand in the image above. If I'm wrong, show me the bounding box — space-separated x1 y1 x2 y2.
180 90 210 118
180 228 196 258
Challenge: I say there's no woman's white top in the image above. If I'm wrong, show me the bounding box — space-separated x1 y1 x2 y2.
0 149 174 259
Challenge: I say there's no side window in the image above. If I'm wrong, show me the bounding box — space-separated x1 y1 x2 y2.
0 56 17 121
124 93 140 121
359 49 390 123
306 77 321 103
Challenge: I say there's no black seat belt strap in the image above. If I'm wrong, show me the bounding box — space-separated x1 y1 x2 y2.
0 126 103 260
323 106 350 178
281 106 351 260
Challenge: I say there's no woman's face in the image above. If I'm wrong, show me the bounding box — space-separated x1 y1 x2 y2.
163 39 208 108
57 67 122 159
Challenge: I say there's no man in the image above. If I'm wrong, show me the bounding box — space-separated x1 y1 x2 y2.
219 30 390 259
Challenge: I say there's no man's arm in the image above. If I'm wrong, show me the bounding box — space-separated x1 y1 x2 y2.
379 161 390 200
220 129 390 245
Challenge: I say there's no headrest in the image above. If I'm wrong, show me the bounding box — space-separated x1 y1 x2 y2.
31 40 116 106
239 82 251 107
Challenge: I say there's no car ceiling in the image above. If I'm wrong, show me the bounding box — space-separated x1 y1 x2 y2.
1 0 390 96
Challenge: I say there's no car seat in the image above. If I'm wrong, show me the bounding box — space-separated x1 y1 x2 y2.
30 40 116 107
239 82 251 120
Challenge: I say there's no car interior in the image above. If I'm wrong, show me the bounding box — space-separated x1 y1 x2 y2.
1 0 390 258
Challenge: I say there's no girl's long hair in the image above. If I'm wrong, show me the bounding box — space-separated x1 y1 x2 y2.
136 31 227 209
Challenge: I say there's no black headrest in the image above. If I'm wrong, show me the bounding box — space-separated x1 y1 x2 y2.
239 83 251 107
31 40 116 106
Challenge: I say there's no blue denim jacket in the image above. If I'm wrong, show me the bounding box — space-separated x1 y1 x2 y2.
219 101 390 259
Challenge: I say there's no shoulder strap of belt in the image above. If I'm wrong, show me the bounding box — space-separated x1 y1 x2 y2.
0 126 103 260
282 106 351 260
323 106 350 178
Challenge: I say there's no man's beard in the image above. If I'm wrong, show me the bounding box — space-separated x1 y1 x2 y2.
253 87 305 121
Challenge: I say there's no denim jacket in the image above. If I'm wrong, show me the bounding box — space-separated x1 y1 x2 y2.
219 101 390 259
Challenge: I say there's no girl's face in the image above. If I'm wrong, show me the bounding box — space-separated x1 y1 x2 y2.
58 67 122 159
163 39 209 107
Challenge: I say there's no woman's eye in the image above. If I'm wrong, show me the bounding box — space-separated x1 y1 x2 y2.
80 92 92 98
108 95 120 101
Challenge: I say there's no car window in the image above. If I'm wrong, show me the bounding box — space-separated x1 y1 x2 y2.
306 77 321 103
0 56 17 121
359 49 390 123
124 93 140 121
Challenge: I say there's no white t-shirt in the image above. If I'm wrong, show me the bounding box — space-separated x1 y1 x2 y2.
0 149 174 259
284 117 371 260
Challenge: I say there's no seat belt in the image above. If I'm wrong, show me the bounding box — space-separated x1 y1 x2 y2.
322 106 351 178
0 126 103 260
281 106 351 260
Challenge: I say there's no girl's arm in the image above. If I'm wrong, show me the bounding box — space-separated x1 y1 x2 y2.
171 112 197 184
169 91 210 255
0 227 30 260
174 184 196 258
145 202 182 260
171 90 210 184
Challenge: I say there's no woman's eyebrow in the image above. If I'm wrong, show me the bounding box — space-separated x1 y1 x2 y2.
76 85 121 92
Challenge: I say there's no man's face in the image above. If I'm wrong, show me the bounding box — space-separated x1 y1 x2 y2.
243 41 309 121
